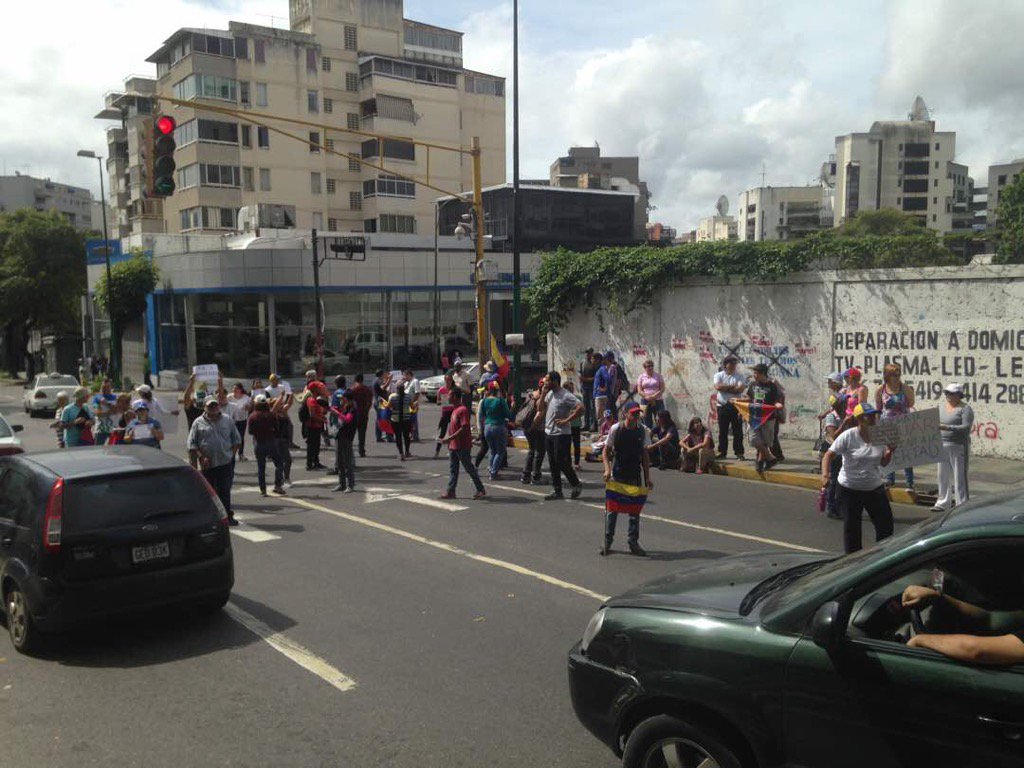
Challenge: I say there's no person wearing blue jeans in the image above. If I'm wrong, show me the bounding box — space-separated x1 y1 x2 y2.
478 384 512 480
440 390 486 500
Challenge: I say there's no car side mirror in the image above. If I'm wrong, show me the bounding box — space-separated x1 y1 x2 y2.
811 601 843 648
12 425 24 433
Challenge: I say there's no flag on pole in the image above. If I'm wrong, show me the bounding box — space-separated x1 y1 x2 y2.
733 400 782 431
490 333 511 379
605 479 649 516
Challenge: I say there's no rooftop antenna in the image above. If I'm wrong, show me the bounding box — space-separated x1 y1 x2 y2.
255 13 284 28
760 162 766 187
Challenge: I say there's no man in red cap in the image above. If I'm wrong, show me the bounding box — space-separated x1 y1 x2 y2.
601 402 652 556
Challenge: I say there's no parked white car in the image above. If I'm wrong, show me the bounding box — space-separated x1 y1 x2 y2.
0 412 24 456
23 373 81 416
420 362 481 402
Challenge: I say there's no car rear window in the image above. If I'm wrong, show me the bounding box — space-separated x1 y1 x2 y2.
42 376 79 387
65 469 215 531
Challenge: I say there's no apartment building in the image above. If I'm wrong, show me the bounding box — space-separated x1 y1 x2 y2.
985 159 1024 231
695 215 737 242
96 0 505 238
549 145 650 241
0 173 95 229
737 185 828 241
833 97 966 233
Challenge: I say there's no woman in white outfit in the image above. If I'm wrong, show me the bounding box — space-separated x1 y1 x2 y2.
933 382 973 512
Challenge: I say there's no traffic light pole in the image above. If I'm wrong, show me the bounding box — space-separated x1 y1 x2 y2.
511 0 522 403
472 138 488 368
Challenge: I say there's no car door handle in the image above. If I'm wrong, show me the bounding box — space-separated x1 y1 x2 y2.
0 536 13 547
978 715 1024 740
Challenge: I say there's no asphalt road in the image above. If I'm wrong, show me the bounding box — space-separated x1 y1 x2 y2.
0 386 928 767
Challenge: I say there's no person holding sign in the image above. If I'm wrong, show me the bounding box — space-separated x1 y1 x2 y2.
820 403 896 553
934 382 974 513
125 401 164 448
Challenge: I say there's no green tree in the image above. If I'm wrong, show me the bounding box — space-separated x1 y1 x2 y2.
0 209 85 377
94 250 159 382
836 208 927 236
995 173 1024 264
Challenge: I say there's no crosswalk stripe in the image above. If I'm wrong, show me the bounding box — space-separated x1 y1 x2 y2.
395 494 467 512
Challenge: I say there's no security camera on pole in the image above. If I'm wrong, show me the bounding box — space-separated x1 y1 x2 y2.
454 139 489 367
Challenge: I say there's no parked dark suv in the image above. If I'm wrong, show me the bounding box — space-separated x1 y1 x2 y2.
0 447 234 653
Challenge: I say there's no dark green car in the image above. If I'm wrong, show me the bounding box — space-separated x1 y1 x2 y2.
568 494 1024 768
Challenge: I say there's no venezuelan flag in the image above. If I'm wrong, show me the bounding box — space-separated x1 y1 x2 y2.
734 401 782 431
605 479 649 516
490 333 511 380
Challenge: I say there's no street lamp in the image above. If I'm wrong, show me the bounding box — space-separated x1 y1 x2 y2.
77 149 114 378
433 196 462 375
511 0 523 402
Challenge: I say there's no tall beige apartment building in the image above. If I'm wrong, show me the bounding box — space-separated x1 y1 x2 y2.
96 0 506 239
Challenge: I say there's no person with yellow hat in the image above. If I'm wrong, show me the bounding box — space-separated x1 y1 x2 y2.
819 402 896 553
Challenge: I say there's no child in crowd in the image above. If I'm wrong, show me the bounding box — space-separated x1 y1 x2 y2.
587 409 617 461
50 391 70 448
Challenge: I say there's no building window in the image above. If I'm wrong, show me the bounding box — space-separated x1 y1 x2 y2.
259 168 271 191
464 75 505 97
364 218 377 233
998 174 1007 185
311 172 322 194
350 191 362 211
256 82 268 106
322 56 331 72
935 161 939 169
344 25 357 51
932 214 937 222
935 142 940 151
348 157 361 172
240 81 250 105
312 212 323 229
254 39 266 63
379 213 416 233
403 24 461 54
309 131 321 153
173 120 197 147
360 95 415 122
257 126 270 148
308 90 319 113
200 164 241 187
361 138 415 161
325 138 335 152
324 97 333 113
345 72 359 92
243 166 254 191
174 74 237 102
241 125 251 148
177 164 199 190
904 142 930 158
358 56 458 88
363 174 415 198
328 217 338 230
934 178 938 187
933 197 938 205
306 48 317 73
347 112 360 130
326 178 336 194
196 119 238 143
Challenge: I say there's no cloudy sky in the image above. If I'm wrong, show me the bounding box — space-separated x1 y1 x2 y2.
4 0 1023 229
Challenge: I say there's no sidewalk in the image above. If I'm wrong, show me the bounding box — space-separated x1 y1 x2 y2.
512 433 1024 507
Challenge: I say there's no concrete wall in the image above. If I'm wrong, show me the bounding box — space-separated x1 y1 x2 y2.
550 263 1024 460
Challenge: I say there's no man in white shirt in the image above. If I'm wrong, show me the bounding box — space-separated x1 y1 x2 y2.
402 369 421 441
713 356 747 460
543 371 584 500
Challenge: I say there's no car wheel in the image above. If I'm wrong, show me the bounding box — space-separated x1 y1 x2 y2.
623 715 746 768
5 583 39 654
196 591 231 616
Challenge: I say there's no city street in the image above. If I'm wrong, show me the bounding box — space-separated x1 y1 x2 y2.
0 385 929 767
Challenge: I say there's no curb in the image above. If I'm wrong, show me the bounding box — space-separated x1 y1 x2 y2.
511 437 924 506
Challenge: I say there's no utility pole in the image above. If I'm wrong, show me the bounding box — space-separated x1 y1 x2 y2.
311 229 323 380
472 137 488 366
511 0 522 402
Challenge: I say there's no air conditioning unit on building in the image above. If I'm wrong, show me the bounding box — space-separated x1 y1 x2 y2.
238 204 298 232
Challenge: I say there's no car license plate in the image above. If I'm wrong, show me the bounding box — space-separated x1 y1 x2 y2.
132 541 170 564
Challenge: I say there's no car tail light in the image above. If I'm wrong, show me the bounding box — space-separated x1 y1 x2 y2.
43 477 64 553
0 446 24 456
34 391 47 399
195 468 229 526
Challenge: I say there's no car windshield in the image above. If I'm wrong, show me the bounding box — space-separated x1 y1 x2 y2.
40 375 78 387
759 514 947 615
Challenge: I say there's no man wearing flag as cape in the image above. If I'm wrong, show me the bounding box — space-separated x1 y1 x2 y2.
601 402 653 557
734 363 784 473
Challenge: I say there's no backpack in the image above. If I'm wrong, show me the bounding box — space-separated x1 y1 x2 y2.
516 401 536 431
298 398 310 424
615 360 630 395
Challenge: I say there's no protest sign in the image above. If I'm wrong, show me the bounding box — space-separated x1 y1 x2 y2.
868 408 941 472
192 364 219 385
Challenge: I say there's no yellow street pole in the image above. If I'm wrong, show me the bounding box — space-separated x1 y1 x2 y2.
472 137 488 366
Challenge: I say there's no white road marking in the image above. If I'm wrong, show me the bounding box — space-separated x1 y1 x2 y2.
224 602 357 693
395 494 467 512
281 496 610 602
231 529 281 543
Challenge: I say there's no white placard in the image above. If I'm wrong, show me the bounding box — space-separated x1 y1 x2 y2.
868 408 942 472
192 364 219 385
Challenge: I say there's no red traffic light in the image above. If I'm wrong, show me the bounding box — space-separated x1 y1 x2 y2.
155 115 176 135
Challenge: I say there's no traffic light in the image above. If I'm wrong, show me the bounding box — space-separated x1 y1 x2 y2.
150 115 177 197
